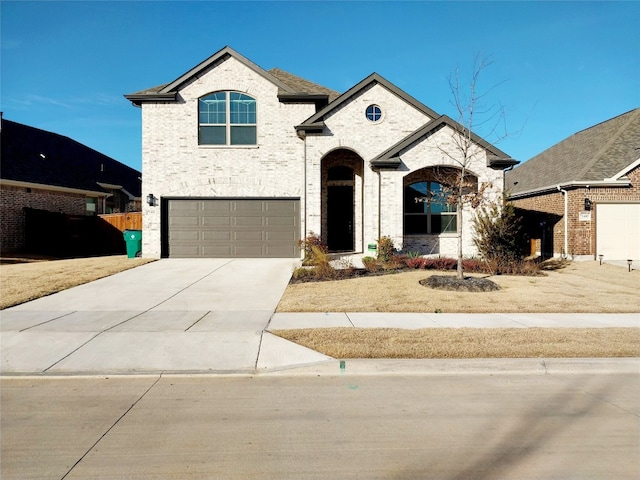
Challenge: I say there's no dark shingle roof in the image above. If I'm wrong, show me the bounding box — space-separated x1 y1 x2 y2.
125 46 336 106
268 68 340 101
507 108 640 195
1 118 141 197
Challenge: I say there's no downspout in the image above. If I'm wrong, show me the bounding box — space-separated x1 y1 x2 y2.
375 167 381 241
557 185 568 258
300 131 307 254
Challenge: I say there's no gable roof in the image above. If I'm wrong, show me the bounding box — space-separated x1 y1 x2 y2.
370 114 516 170
0 118 141 197
296 73 440 133
507 108 640 197
125 46 334 106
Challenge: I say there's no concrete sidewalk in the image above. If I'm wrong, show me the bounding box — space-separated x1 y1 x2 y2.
268 312 640 329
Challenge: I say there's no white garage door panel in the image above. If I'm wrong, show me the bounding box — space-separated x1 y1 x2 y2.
596 203 640 261
167 199 300 258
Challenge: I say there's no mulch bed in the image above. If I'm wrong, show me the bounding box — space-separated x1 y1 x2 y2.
419 275 500 292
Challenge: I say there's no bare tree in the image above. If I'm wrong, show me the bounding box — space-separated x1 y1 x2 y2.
435 54 510 280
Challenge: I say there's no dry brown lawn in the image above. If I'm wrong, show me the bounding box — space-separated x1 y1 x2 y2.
275 261 639 359
0 256 155 309
277 261 640 313
274 327 640 359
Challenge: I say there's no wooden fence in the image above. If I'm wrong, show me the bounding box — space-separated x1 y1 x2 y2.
98 212 142 232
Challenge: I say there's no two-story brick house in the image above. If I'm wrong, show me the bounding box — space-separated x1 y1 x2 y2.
126 46 516 259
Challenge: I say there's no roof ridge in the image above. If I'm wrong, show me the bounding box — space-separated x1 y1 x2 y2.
576 108 640 179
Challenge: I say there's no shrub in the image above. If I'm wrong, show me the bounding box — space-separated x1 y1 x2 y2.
473 202 529 274
298 232 328 266
405 256 427 269
423 257 457 271
377 236 395 262
362 256 382 272
461 258 485 273
384 254 406 270
292 266 316 280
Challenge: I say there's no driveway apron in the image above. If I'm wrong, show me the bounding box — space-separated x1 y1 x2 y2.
0 259 297 374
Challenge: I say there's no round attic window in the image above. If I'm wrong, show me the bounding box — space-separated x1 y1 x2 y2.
366 104 382 122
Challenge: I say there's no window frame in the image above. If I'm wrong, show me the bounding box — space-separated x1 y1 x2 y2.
198 91 257 146
403 180 457 235
365 104 382 123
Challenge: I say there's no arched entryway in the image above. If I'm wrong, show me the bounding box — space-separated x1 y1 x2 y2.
321 149 364 252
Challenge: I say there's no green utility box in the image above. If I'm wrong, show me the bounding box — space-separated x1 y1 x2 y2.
367 243 377 255
123 230 142 258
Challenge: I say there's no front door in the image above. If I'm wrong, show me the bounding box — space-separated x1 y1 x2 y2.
327 185 354 251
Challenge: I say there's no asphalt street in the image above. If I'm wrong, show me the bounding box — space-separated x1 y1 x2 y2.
2 369 638 480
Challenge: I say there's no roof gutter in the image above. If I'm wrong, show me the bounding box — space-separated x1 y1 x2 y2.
508 179 631 200
0 179 110 197
124 93 178 107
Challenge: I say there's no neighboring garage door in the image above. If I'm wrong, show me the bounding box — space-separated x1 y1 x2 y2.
596 203 640 261
167 199 300 258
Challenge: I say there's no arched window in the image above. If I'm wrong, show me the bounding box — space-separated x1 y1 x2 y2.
404 181 457 234
199 92 256 145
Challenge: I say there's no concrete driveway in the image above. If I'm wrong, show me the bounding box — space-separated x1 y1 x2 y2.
1 258 307 374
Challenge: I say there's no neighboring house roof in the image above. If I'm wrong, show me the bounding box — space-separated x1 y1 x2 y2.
125 46 335 106
507 108 640 198
0 117 141 198
370 114 516 170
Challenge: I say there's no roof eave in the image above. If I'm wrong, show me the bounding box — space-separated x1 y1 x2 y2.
487 156 519 170
370 157 402 169
295 122 326 133
278 93 330 103
508 179 632 200
0 178 111 197
124 93 178 106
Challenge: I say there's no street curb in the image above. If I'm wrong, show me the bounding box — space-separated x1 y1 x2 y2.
2 358 637 379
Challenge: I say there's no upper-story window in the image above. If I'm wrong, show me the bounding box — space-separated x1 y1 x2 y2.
198 92 257 145
365 104 382 122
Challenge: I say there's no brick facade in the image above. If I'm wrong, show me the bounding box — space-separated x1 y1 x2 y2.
137 51 510 258
511 166 640 258
0 184 89 253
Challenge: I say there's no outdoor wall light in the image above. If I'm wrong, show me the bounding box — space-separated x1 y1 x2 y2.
584 198 592 211
598 254 604 265
627 259 633 272
147 193 156 206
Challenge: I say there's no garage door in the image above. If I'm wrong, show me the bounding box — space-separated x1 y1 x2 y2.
167 199 300 258
596 203 640 261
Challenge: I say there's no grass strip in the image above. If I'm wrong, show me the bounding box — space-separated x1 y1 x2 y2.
272 327 640 359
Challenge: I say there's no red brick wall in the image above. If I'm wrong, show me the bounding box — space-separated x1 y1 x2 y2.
511 166 640 258
1 185 89 253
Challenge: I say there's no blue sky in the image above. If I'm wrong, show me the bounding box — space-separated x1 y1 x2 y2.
2 1 638 172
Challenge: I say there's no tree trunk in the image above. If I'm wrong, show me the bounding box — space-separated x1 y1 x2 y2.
457 207 464 280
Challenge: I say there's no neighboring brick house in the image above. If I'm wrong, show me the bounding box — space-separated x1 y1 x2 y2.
506 108 640 262
0 117 142 253
125 46 516 259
